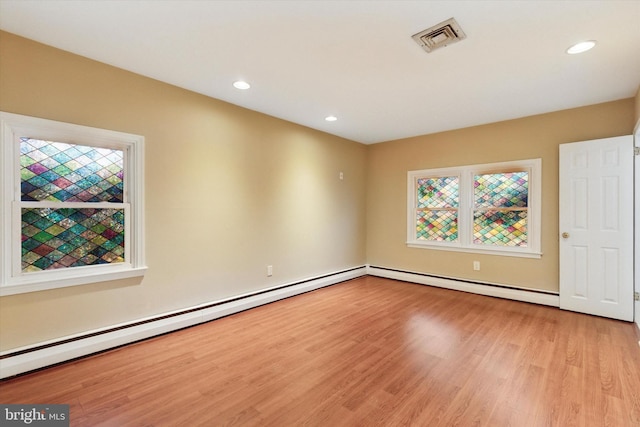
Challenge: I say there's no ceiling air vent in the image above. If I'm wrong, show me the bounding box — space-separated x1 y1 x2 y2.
412 18 466 53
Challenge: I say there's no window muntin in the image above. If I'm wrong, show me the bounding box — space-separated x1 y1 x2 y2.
1 112 146 295
407 160 541 258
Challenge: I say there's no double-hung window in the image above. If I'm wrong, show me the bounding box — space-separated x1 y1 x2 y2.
1 112 146 295
407 159 541 258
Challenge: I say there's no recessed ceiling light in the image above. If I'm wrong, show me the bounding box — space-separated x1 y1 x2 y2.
566 40 597 54
233 80 251 90
325 115 338 122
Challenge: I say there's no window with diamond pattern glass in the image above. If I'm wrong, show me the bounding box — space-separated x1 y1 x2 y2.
416 176 459 242
473 172 528 247
408 159 540 257
19 138 126 272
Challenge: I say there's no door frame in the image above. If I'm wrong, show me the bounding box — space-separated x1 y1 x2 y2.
635 118 640 329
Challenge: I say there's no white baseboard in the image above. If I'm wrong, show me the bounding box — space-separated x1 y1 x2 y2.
367 265 560 307
0 266 366 379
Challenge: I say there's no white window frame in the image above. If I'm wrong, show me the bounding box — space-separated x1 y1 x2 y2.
1 112 146 295
407 159 542 258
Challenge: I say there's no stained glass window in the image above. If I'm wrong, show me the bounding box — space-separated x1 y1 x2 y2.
473 211 527 246
20 138 124 203
19 139 127 272
416 177 458 241
474 172 528 208
473 172 528 247
21 207 125 272
417 210 458 241
408 159 540 257
417 176 459 209
2 112 145 295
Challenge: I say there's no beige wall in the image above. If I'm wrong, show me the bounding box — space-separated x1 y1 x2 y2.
0 31 367 350
366 99 635 292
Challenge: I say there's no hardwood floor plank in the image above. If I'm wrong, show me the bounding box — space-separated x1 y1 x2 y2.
2 276 639 426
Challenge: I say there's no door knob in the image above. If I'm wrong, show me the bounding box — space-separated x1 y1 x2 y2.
562 232 570 238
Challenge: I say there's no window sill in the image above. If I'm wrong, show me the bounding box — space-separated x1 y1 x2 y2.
0 266 148 296
406 242 542 259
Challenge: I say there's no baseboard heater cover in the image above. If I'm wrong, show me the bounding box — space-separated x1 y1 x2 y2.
367 265 560 307
0 266 366 379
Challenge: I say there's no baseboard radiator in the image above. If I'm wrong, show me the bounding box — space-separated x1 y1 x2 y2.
367 265 559 307
0 266 367 379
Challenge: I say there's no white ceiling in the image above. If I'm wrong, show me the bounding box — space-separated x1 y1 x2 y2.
1 1 639 144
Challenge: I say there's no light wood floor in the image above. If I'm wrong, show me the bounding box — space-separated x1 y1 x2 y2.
2 276 640 426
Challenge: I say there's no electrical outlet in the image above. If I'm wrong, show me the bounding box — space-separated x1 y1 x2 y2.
473 261 480 271
267 265 273 277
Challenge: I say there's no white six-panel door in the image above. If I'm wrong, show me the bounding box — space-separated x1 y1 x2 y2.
559 135 634 321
